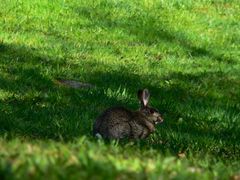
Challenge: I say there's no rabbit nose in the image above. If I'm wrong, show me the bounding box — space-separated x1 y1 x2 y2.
157 117 164 123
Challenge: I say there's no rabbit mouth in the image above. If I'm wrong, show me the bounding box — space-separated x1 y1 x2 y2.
156 117 164 124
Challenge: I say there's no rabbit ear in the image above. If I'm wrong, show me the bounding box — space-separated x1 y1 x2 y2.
138 89 150 107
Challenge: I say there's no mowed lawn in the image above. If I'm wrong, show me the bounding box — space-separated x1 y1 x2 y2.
0 0 240 179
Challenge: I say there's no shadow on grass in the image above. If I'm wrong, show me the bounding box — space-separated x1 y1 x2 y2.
0 41 239 160
0 42 111 139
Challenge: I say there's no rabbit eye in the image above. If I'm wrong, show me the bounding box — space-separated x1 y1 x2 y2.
150 109 155 114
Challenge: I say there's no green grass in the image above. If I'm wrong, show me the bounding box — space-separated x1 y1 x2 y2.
0 0 240 179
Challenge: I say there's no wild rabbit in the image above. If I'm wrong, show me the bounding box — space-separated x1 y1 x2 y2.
93 89 163 139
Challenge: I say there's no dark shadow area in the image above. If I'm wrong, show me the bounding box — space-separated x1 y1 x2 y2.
0 41 239 160
0 42 114 140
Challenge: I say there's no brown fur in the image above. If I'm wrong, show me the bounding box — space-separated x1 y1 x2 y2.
93 89 163 139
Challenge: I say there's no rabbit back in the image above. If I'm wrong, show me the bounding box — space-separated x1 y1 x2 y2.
93 107 153 139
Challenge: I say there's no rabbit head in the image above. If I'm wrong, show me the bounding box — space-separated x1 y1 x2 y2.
138 89 164 125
